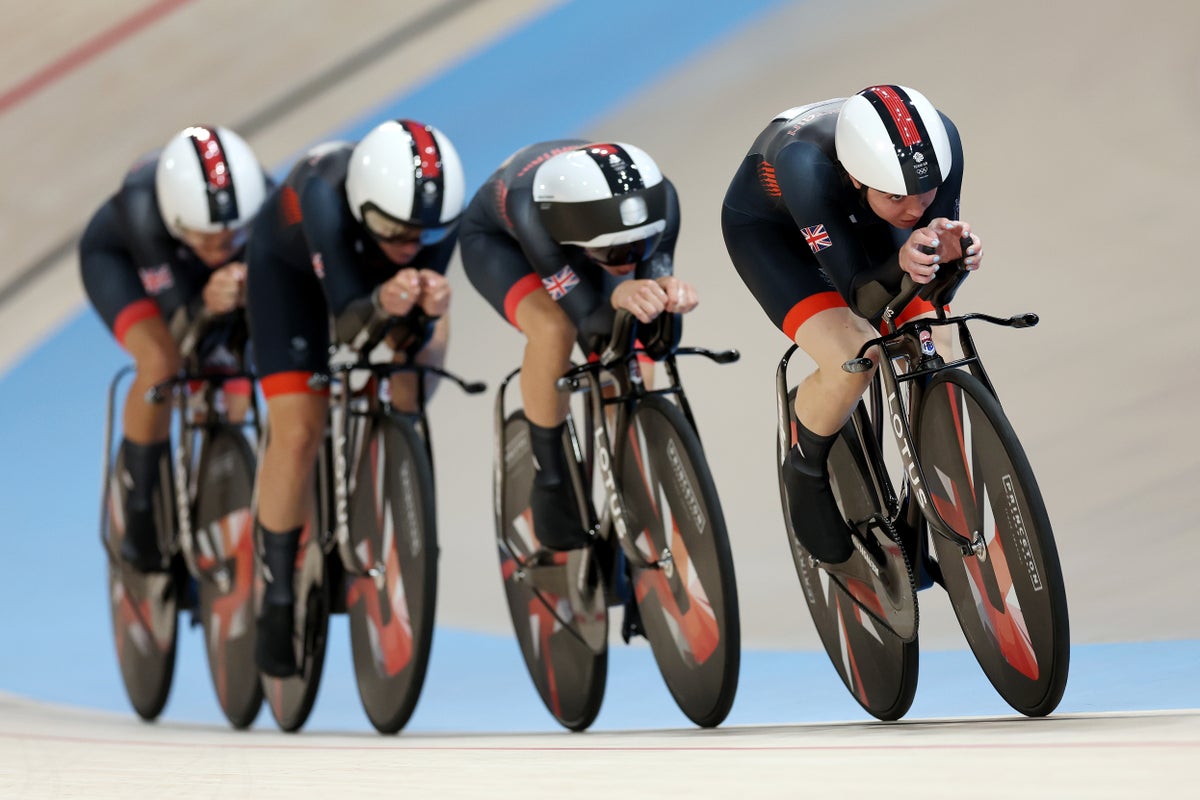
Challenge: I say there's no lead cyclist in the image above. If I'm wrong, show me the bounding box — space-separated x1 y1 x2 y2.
720 84 985 578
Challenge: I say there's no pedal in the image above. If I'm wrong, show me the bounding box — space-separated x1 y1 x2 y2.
820 514 918 642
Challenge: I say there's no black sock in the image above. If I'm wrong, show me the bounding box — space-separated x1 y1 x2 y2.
260 524 301 606
528 421 567 487
790 418 836 477
121 438 170 510
785 418 854 563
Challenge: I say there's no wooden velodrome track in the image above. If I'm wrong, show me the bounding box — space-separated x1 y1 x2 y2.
0 0 1197 796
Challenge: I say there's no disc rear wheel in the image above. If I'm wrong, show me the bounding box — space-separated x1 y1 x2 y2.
262 456 331 733
496 410 607 732
193 427 262 729
784 396 919 721
105 447 179 721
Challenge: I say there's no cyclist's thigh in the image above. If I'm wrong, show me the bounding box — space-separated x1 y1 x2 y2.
246 247 330 393
80 211 162 347
458 223 544 330
721 205 847 345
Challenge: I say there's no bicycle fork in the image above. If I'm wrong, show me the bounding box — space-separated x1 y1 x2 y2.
879 329 986 559
331 393 385 583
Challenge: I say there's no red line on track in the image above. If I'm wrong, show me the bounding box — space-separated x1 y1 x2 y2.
0 730 1196 753
0 0 195 115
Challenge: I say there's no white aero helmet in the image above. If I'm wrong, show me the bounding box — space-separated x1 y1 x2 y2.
155 126 268 238
835 85 952 196
346 119 465 245
533 142 668 266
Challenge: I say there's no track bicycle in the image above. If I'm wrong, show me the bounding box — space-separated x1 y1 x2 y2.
101 311 262 728
495 310 741 730
260 318 486 733
776 239 1070 720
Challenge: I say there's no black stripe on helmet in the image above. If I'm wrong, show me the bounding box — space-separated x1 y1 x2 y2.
580 143 645 196
188 126 240 226
399 119 445 227
859 86 942 195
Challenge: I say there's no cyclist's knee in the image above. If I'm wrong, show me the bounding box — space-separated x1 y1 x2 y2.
812 357 876 402
134 345 182 384
265 402 325 462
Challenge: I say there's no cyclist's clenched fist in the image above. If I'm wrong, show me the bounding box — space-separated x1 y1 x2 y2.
203 263 247 314
901 219 984 284
611 278 669 323
378 268 421 316
417 269 451 317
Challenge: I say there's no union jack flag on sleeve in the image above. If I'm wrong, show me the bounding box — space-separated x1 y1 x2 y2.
542 265 580 300
800 224 833 254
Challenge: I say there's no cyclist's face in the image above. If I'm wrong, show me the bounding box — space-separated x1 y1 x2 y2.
858 183 938 229
179 228 244 268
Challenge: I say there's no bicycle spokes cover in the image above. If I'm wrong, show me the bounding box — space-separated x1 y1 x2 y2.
105 451 178 720
925 382 1039 677
348 430 418 677
623 423 720 665
919 371 1068 716
497 412 606 730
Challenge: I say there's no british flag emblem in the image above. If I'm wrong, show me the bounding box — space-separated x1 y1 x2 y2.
138 264 174 295
542 265 580 300
800 224 832 253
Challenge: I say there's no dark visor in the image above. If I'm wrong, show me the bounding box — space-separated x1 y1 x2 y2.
361 204 456 246
584 232 663 266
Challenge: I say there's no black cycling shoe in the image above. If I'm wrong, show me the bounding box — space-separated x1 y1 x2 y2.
256 602 297 677
119 505 167 573
782 449 854 564
530 481 590 551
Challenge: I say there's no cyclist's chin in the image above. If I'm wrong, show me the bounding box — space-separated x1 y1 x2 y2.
602 263 636 276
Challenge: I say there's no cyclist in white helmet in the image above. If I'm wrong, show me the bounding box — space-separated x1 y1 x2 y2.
245 118 465 677
459 140 698 551
80 125 270 572
721 85 984 570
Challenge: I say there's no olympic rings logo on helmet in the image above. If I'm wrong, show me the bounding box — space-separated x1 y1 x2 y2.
834 85 952 197
532 142 668 265
346 119 466 247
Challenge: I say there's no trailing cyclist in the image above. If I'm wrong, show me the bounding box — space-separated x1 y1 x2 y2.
720 85 984 572
245 119 465 677
80 125 270 573
459 140 698 551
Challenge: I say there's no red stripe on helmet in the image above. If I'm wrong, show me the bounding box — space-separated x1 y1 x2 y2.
188 126 230 190
866 86 922 147
400 120 441 178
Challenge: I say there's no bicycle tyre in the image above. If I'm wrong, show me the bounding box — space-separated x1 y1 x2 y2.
917 368 1070 717
496 410 607 732
105 447 179 721
192 426 262 729
783 398 919 721
620 395 740 728
262 453 331 733
346 411 438 733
